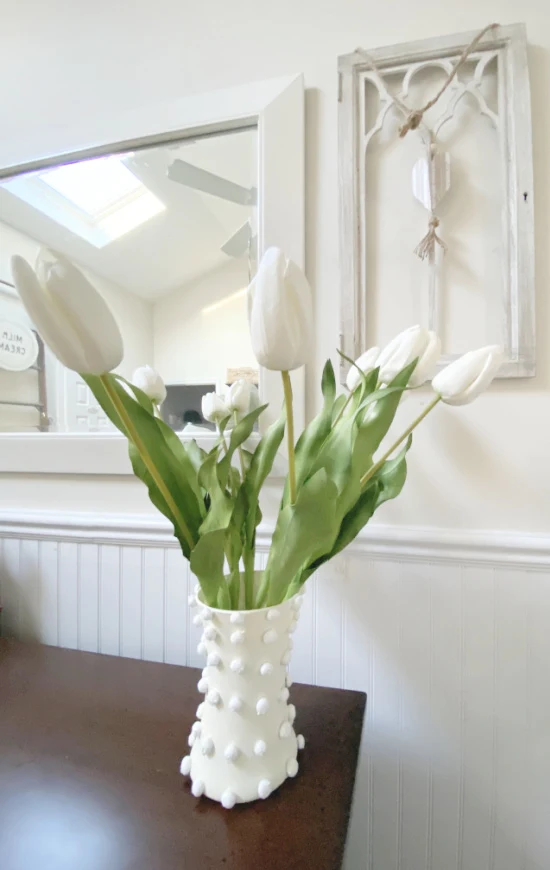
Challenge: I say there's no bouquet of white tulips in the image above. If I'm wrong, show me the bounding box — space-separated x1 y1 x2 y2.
11 247 502 610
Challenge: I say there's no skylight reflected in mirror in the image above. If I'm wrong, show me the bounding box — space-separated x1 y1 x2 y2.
2 153 166 248
41 156 143 217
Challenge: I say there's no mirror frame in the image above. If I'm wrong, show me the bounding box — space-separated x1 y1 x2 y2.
0 74 304 474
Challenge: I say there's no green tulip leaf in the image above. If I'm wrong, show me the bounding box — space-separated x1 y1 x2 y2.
375 434 412 509
190 528 226 607
260 468 339 606
83 374 203 558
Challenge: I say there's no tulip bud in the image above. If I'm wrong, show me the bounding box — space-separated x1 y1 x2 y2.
247 247 313 371
346 346 380 392
202 392 230 424
225 379 259 418
408 331 441 388
11 249 123 375
377 325 440 386
432 345 503 405
132 365 167 405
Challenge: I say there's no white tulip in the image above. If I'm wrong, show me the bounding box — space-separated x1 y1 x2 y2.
432 345 503 405
202 392 230 424
408 331 441 388
346 346 380 392
247 247 313 371
11 249 123 375
132 365 167 404
377 325 440 386
225 379 260 418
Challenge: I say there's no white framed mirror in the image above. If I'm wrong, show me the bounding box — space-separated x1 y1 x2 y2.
0 74 304 474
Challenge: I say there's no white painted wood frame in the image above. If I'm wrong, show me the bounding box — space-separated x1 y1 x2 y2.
338 23 534 382
0 74 304 473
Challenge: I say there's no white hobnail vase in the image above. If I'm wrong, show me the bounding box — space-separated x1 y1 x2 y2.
179 578 305 808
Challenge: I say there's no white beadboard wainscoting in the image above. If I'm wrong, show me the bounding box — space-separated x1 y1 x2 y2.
1 511 549 870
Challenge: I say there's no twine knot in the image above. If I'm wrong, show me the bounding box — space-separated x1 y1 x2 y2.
399 110 424 137
414 215 447 261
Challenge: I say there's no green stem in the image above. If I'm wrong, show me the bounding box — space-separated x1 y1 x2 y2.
244 550 255 609
216 424 228 455
99 375 195 552
360 395 441 490
282 370 296 504
228 568 241 609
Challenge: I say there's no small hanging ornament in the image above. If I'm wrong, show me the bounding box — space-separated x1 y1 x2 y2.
412 146 451 260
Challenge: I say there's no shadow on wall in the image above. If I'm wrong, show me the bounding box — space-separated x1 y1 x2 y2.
0 543 42 641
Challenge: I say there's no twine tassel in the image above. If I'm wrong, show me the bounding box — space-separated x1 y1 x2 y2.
414 216 447 261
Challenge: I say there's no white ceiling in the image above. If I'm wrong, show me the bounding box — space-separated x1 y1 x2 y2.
0 127 257 299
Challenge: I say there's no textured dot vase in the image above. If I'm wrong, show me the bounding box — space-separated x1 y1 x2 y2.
180 586 305 807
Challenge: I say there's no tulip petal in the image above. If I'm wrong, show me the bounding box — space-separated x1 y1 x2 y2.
432 345 503 405
377 325 429 383
248 248 312 371
346 346 380 392
442 347 503 405
11 255 87 371
409 331 441 387
38 251 123 374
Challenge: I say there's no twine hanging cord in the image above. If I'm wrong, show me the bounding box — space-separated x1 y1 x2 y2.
355 22 499 138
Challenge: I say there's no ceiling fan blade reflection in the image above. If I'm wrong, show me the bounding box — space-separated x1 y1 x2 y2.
221 222 258 258
167 159 257 206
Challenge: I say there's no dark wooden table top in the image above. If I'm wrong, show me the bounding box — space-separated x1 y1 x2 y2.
0 640 365 870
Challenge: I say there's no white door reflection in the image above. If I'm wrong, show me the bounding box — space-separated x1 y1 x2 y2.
0 126 258 433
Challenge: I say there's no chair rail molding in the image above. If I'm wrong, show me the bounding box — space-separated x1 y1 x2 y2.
0 509 548 569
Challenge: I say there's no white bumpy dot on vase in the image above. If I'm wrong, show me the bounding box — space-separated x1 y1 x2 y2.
224 742 240 763
197 642 207 656
258 779 272 799
297 734 306 750
180 755 192 775
230 612 244 624
191 779 205 798
186 591 304 805
256 697 270 715
279 722 292 739
287 759 299 778
203 625 218 642
228 695 243 713
230 658 245 674
221 789 237 809
230 630 246 645
202 737 215 757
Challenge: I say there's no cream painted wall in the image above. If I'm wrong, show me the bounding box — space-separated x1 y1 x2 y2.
0 0 549 532
153 258 256 387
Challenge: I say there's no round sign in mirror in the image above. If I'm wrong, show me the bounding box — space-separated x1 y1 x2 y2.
0 320 39 372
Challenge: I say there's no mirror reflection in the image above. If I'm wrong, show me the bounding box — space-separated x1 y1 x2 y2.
0 126 258 433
